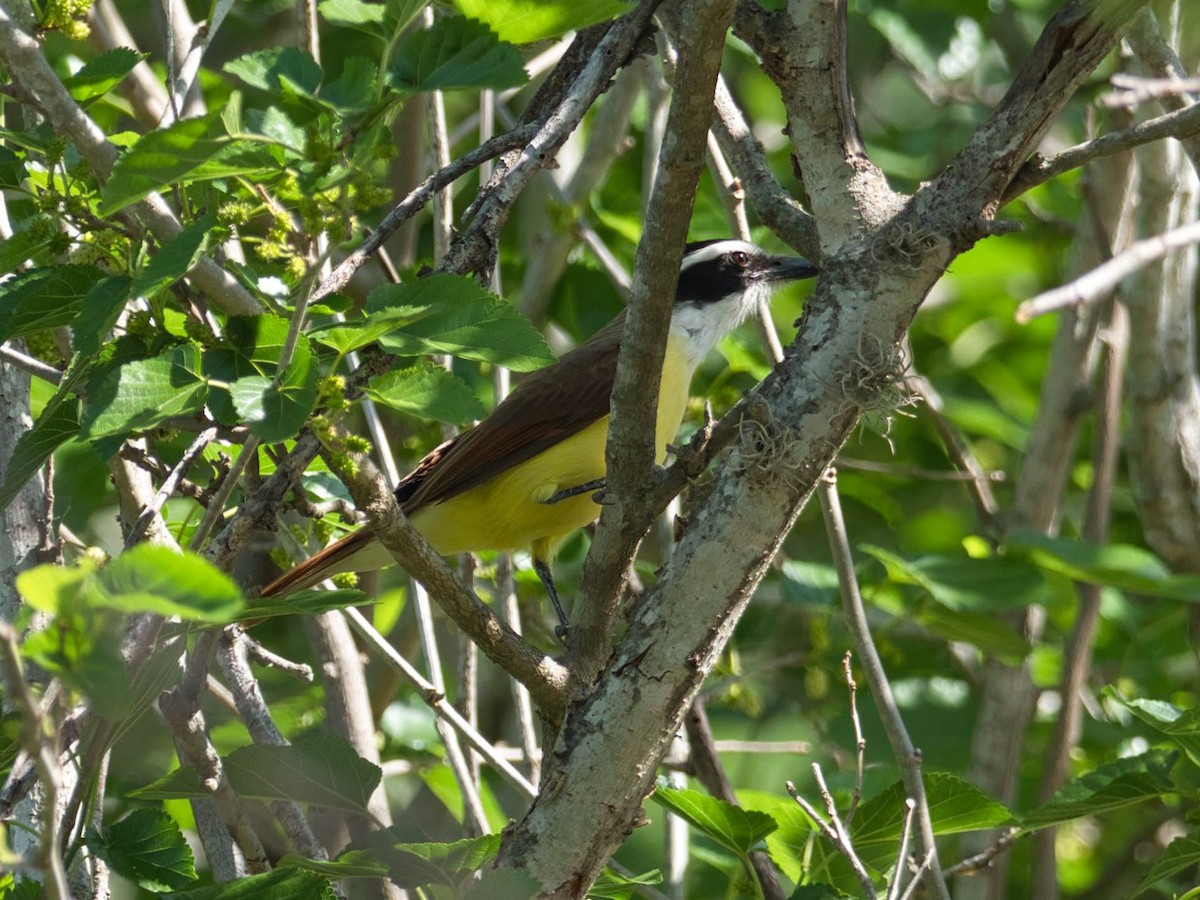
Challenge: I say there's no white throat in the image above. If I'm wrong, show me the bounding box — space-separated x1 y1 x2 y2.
668 283 770 372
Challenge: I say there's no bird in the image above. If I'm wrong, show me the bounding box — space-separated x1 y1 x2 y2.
260 239 817 628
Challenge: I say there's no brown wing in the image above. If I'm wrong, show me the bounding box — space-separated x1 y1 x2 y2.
399 314 625 512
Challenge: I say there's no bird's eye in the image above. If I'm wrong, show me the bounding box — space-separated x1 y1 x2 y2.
730 251 750 267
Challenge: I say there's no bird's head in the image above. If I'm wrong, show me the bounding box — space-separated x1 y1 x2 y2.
670 239 817 367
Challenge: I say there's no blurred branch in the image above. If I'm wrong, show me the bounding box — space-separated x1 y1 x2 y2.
1029 301 1128 898
0 622 70 899
819 471 950 900
1016 219 1200 321
1005 98 1200 201
88 0 168 123
0 344 62 384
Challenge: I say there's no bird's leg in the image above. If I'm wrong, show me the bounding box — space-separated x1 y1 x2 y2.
534 558 570 641
540 478 607 505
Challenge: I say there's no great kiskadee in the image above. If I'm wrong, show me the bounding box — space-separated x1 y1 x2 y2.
261 239 817 622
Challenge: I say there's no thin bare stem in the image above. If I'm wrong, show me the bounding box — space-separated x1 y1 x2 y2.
819 471 950 899
0 344 62 384
123 426 217 550
843 652 866 824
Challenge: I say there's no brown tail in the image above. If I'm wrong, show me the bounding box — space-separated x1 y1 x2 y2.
259 527 381 597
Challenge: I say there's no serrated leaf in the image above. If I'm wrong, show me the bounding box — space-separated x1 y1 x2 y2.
366 363 485 425
129 765 207 801
651 788 778 857
367 275 553 371
0 265 105 342
1114 694 1200 768
1134 834 1200 897
391 16 528 93
94 546 244 622
64 48 148 104
227 336 319 442
242 588 371 621
861 545 1045 612
20 603 132 719
1020 750 1177 832
454 0 629 43
852 773 1013 846
102 117 279 214
129 215 216 301
86 808 196 892
1009 529 1200 601
15 560 95 615
321 56 378 114
225 47 323 96
81 343 208 442
0 398 78 512
72 277 133 354
161 869 335 899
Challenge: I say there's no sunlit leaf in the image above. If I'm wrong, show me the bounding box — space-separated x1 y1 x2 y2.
390 16 527 93
86 808 196 892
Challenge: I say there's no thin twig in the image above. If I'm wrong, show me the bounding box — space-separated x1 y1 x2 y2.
123 426 217 550
819 471 950 899
342 607 538 799
1017 218 1200 322
888 799 917 900
843 653 866 825
786 779 877 900
0 344 62 384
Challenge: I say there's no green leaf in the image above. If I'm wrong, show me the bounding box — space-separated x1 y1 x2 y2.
321 56 378 114
0 265 105 342
64 48 148 104
222 736 382 813
129 215 216 301
227 336 319 443
102 117 280 214
319 0 386 32
0 145 28 189
1134 834 1200 897
0 398 78 512
204 314 297 425
860 545 1045 612
367 275 554 371
72 277 133 354
351 833 501 888
0 229 61 278
1112 694 1200 767
789 886 853 900
910 603 1031 661
651 788 778 857
224 48 323 96
1009 530 1200 601
81 343 209 442
587 868 664 899
1020 750 1177 832
366 363 485 425
162 869 335 899
86 808 196 892
20 602 132 719
390 17 528 93
852 773 1013 846
94 546 244 622
131 736 381 813
15 560 95 615
241 589 372 621
454 0 629 43
277 850 389 879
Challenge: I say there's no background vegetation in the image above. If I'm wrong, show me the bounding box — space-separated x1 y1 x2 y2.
1 0 1199 897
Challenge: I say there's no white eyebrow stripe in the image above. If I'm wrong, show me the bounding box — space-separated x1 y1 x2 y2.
679 240 758 272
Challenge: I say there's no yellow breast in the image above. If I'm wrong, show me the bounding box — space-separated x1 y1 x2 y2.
410 332 694 560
